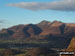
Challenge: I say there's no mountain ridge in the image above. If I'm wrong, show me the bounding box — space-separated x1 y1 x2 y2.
0 20 75 39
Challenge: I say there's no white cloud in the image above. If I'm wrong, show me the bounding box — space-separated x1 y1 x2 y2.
7 0 75 11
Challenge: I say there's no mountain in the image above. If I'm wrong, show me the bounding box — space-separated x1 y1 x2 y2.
0 20 75 49
37 20 65 35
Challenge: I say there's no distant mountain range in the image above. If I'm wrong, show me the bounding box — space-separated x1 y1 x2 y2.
0 20 75 49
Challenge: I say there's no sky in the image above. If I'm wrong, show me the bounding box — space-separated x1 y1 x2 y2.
0 0 75 29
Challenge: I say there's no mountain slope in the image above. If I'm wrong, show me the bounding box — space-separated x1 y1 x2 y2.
67 37 75 51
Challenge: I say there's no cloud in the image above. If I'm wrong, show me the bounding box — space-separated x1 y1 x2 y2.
0 20 4 23
7 0 75 11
